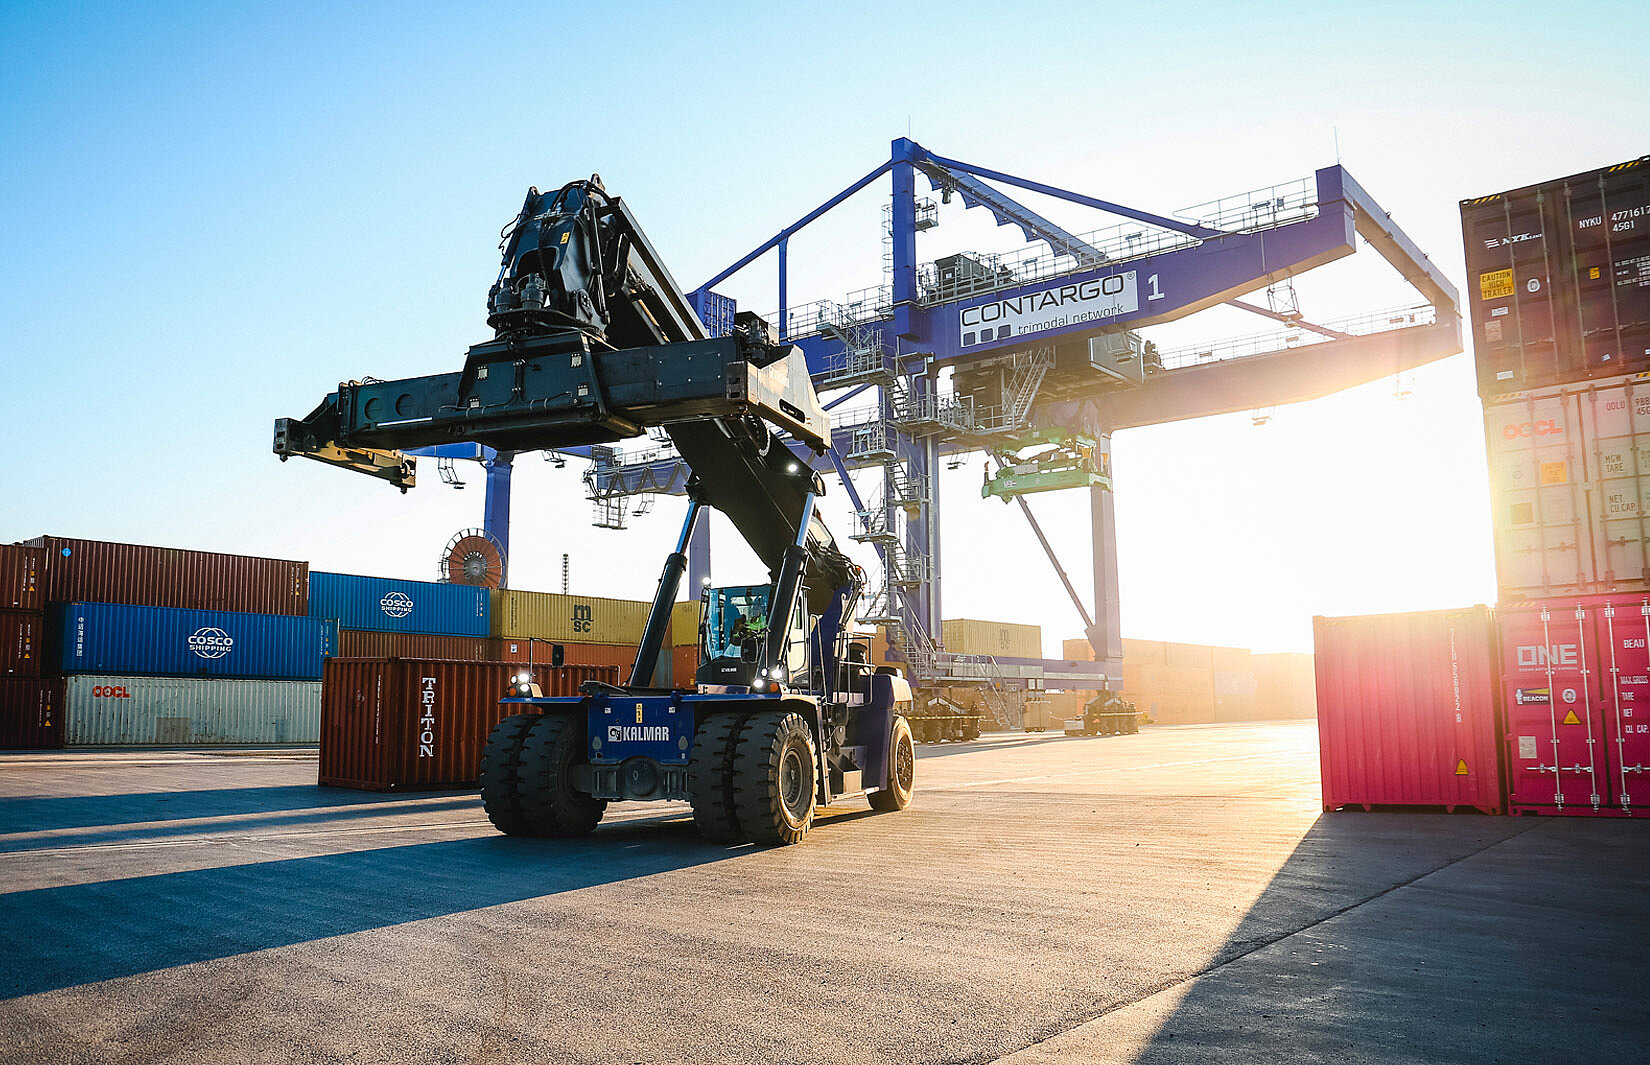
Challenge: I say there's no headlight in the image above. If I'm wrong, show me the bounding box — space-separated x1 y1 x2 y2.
753 679 767 691
770 666 785 682
515 673 531 685
759 668 768 677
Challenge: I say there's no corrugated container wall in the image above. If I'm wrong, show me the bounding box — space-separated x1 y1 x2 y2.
63 675 321 745
491 590 650 645
942 619 1042 659
1313 607 1505 815
0 545 44 611
308 572 490 637
489 638 643 673
334 630 493 661
25 536 308 615
1485 373 1650 599
1462 156 1650 397
1498 595 1647 816
51 603 334 680
1 612 43 677
670 601 703 647
0 677 64 748
319 659 621 790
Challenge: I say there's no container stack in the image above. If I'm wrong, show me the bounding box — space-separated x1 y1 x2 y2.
1462 154 1650 816
1 537 322 748
0 544 52 747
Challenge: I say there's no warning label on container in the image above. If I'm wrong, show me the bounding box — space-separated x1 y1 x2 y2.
1480 269 1514 301
1455 759 1469 776
1539 461 1568 485
1562 709 1582 725
1518 735 1539 760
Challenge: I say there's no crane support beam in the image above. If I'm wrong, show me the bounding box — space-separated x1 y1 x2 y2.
914 160 1105 264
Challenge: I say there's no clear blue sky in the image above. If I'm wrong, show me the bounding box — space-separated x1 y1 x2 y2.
2 2 1645 652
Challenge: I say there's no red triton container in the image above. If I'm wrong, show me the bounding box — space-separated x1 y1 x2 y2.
0 545 44 612
334 630 494 662
0 611 43 678
24 535 308 616
0 677 65 748
1314 607 1506 815
318 658 620 791
1499 595 1644 816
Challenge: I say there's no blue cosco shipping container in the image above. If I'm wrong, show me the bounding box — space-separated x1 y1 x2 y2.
307 572 490 637
51 603 335 680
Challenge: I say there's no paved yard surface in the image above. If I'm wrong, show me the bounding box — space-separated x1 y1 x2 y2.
0 721 1642 1064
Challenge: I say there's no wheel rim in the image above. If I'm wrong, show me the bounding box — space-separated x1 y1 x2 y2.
895 735 914 793
780 746 807 816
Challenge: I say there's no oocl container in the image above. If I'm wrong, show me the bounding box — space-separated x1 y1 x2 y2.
51 602 335 680
490 589 650 645
0 545 44 612
1313 607 1505 815
24 536 308 615
1462 156 1650 397
62 675 321 745
0 677 64 748
334 630 493 662
1486 373 1650 599
318 658 620 790
1499 595 1646 816
1 611 43 677
308 572 490 637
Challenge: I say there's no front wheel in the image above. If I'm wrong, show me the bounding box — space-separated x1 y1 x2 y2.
732 711 818 845
517 713 606 836
868 715 914 812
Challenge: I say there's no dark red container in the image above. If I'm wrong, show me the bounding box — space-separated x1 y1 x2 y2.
488 638 640 672
335 630 493 661
1314 607 1506 815
0 677 65 748
0 612 44 678
318 658 620 790
24 535 308 616
0 545 44 612
1499 595 1646 816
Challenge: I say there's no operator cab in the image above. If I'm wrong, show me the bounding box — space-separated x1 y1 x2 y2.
694 583 815 693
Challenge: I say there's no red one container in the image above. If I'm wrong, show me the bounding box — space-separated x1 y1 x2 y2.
334 630 494 662
1314 607 1506 815
318 658 620 790
0 677 65 748
1499 595 1648 816
0 612 43 677
24 535 308 616
0 545 44 612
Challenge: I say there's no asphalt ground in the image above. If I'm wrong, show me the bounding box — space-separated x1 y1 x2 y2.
0 721 1642 1064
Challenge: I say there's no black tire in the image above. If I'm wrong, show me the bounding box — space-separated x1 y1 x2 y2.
732 711 817 845
479 713 539 836
688 712 749 842
517 713 606 837
868 715 914 812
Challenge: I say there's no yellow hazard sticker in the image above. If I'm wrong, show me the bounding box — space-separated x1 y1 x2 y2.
1590 266 1601 280
1562 710 1582 725
560 232 570 244
1539 461 1568 485
1480 269 1514 301
1455 759 1469 776
635 704 644 723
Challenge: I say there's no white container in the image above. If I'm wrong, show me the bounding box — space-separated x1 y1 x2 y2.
64 674 321 745
1485 372 1650 599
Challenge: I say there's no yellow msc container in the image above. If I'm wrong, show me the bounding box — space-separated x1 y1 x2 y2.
942 618 1042 659
491 590 651 645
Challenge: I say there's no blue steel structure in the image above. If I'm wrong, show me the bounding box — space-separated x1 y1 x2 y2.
582 138 1462 717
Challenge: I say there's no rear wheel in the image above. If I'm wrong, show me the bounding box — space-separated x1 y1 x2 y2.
732 711 818 845
689 713 749 842
517 713 606 836
868 715 914 812
479 713 539 836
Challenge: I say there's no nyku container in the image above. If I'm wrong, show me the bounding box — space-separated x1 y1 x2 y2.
0 544 44 612
25 536 308 615
308 572 490 637
0 677 64 748
51 602 334 680
1 611 43 677
62 675 321 745
1313 607 1506 815
319 658 620 790
1462 156 1650 397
